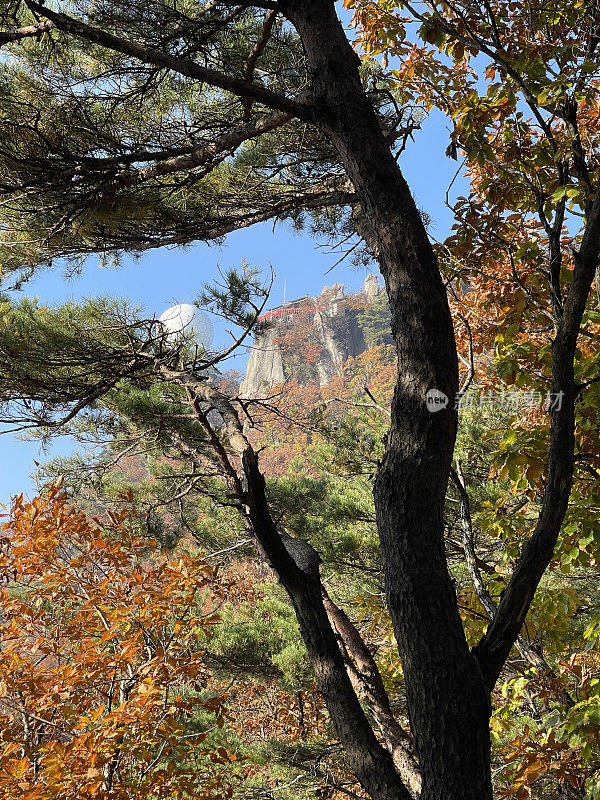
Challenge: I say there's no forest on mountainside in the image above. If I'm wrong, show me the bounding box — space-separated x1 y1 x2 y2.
2 287 599 800
0 1 600 799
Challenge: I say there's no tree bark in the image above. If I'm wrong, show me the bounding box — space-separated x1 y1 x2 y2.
280 2 492 798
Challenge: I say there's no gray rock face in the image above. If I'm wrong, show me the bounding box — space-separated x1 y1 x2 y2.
364 273 381 299
239 279 385 398
240 324 286 397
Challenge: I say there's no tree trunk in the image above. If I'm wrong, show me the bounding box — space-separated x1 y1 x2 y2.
282 2 493 798
242 449 413 800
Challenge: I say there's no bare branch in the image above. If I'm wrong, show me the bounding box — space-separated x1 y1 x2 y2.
243 9 279 121
322 589 422 796
0 19 53 45
451 464 576 708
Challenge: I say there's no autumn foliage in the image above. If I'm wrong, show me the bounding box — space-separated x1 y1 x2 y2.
0 485 233 800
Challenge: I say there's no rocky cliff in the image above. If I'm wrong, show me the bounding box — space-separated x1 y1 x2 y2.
240 275 388 398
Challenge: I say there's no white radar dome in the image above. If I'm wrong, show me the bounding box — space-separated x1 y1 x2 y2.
159 303 214 350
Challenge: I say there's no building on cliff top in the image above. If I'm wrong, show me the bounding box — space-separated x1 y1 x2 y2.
240 275 385 398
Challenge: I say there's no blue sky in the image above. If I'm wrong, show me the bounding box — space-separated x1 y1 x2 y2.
0 108 464 503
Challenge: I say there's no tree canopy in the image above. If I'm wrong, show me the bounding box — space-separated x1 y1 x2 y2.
1 2 600 800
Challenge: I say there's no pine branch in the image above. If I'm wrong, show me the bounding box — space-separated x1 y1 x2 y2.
24 1 314 120
0 19 53 45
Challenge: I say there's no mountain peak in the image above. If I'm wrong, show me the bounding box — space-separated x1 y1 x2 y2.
240 276 388 398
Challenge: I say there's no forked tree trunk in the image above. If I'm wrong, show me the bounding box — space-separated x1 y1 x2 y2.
282 2 493 798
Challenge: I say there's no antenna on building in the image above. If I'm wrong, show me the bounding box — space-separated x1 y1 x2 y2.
283 277 287 305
